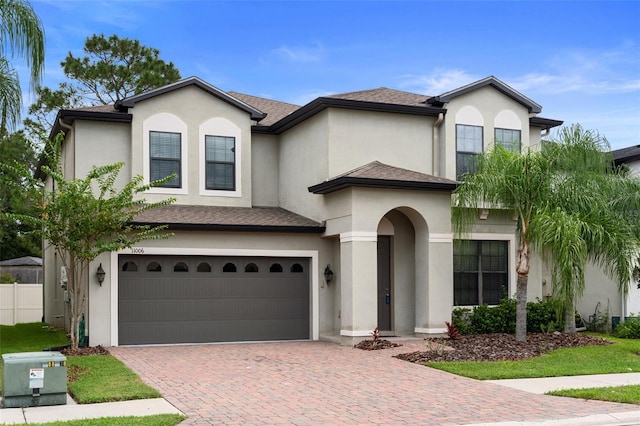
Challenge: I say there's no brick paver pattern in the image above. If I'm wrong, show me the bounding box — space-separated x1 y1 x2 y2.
110 341 640 425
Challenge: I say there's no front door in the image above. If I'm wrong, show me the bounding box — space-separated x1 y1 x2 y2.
377 236 392 331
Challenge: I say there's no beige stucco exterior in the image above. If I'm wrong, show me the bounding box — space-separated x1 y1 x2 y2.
43 76 568 346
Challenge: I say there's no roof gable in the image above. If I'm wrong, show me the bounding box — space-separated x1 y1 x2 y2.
116 76 267 121
426 76 542 114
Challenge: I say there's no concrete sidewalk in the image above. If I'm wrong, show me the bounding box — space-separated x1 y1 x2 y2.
0 395 182 424
488 372 640 394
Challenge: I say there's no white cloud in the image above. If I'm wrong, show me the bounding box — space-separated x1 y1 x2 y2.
397 69 479 95
271 42 325 63
289 89 335 106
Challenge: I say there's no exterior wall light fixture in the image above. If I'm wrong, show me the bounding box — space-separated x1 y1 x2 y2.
324 264 334 285
96 263 106 286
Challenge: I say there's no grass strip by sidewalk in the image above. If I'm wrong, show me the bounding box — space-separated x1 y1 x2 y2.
549 385 640 405
29 414 186 426
425 335 640 380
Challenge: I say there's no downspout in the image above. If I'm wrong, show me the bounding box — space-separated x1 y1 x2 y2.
433 113 444 177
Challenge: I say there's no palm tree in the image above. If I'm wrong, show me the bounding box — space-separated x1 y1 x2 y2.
0 0 45 130
532 126 640 332
453 144 554 341
453 124 640 341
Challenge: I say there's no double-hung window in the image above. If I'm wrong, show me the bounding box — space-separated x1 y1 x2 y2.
150 131 181 188
456 124 483 180
454 240 508 306
495 128 521 152
205 135 235 191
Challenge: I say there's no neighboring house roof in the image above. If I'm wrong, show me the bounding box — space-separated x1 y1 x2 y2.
115 76 267 122
228 92 301 126
612 145 640 165
0 256 42 266
308 161 458 194
426 76 543 114
131 205 325 233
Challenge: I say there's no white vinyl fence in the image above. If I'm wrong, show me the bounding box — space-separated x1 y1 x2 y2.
0 283 43 325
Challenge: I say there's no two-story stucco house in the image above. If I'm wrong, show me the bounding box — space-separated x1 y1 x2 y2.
43 75 567 346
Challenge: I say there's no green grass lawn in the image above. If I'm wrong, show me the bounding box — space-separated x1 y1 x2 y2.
0 323 159 403
423 334 640 405
426 335 640 380
1 323 182 426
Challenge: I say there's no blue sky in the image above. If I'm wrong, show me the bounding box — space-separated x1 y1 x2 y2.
23 0 640 149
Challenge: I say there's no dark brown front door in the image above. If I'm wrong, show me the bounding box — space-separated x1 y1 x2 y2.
377 236 392 331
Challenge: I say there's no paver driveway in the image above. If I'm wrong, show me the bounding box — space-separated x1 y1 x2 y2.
110 340 639 425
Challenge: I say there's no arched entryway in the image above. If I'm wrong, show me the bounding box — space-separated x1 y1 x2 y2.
376 208 426 336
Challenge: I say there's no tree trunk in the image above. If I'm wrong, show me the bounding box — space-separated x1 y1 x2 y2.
515 235 530 342
564 295 577 333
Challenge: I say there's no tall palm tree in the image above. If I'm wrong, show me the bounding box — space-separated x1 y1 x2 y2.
532 126 640 332
453 124 640 341
453 144 554 341
0 0 45 130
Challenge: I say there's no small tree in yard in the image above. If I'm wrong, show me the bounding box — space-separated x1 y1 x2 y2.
1 133 175 349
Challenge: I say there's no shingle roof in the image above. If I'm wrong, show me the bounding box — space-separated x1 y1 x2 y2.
308 161 458 194
228 92 301 126
132 205 324 232
0 256 42 266
326 87 430 107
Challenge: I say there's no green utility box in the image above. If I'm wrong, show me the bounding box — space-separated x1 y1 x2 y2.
2 352 67 408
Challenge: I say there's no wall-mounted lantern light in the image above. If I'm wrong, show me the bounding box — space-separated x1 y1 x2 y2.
324 264 334 285
96 263 105 286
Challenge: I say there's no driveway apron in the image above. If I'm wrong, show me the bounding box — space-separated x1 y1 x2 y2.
110 341 639 425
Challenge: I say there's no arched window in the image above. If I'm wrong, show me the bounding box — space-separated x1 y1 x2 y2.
122 261 138 272
223 262 237 272
245 263 259 273
174 262 188 272
147 262 162 272
291 263 304 273
269 263 283 272
197 262 211 272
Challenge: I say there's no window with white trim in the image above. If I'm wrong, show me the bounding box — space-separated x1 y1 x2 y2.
456 124 483 180
150 131 181 187
454 240 508 306
205 135 235 190
495 128 521 152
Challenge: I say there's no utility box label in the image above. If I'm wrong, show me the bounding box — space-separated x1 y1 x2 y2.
29 368 44 389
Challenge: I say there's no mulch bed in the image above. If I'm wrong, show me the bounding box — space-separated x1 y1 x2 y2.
394 332 612 363
354 339 403 350
61 345 110 356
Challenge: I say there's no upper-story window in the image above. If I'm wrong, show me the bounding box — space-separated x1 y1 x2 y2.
199 117 241 197
150 131 181 187
495 128 521 153
143 112 188 195
205 135 235 191
456 124 483 180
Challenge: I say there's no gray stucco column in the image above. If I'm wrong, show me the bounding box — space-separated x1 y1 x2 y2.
415 233 453 334
339 232 377 337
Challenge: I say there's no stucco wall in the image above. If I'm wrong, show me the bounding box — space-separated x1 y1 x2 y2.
128 86 254 207
441 86 533 181
251 133 279 206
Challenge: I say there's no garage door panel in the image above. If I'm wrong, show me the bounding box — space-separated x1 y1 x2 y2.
119 255 310 344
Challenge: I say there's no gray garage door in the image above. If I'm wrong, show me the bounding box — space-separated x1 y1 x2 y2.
118 255 310 345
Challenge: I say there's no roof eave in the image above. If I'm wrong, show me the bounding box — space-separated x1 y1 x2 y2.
529 116 563 130
308 177 458 194
131 222 326 233
268 98 446 134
